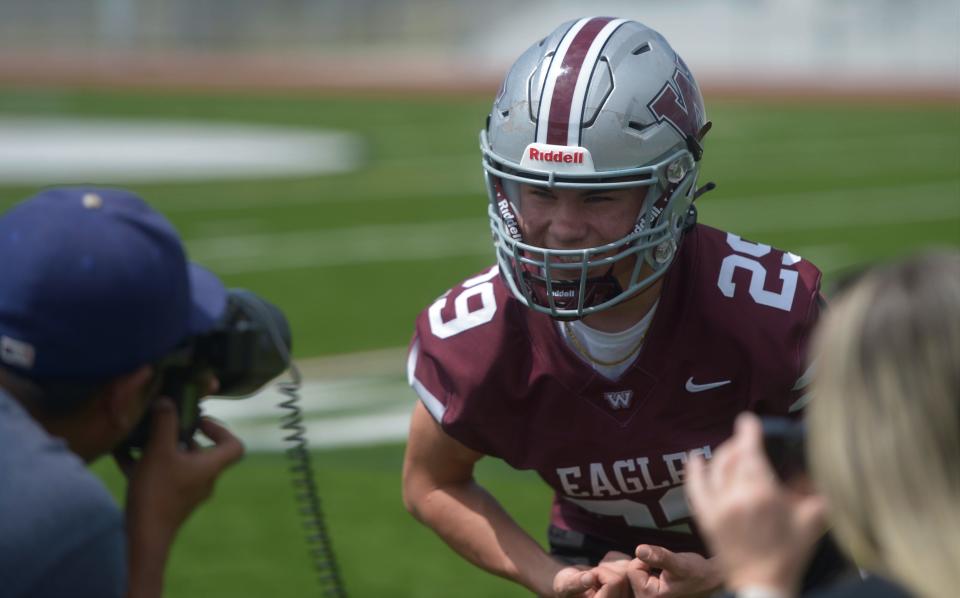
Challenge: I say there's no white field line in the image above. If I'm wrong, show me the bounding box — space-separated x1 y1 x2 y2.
202 347 413 451
700 180 960 232
183 180 959 274
227 411 413 452
155 152 484 213
184 217 491 274
705 132 957 149
0 117 364 183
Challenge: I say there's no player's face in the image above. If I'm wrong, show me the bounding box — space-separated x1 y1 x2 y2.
517 184 645 279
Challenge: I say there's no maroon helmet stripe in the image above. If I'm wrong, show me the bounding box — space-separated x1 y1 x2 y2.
546 17 615 146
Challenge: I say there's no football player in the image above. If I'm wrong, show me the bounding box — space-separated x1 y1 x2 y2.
403 17 824 597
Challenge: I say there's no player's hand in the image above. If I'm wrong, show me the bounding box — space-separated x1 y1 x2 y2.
117 397 245 545
552 564 598 597
553 566 593 598
551 551 633 597
684 412 827 595
626 545 722 598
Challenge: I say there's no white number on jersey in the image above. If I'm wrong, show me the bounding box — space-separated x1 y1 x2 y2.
561 449 717 533
717 234 801 312
428 266 499 339
564 492 693 535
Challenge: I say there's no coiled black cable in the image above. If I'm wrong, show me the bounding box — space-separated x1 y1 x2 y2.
244 294 348 597
277 366 348 598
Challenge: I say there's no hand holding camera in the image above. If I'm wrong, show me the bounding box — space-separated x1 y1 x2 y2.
111 288 291 594
685 413 828 596
122 289 292 451
117 397 244 595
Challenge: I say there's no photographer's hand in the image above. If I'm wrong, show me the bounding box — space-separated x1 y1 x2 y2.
685 413 826 598
115 397 245 598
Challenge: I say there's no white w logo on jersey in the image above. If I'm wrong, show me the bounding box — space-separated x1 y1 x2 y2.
604 390 634 410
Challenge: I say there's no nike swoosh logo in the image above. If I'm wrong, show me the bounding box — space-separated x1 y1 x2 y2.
685 377 732 393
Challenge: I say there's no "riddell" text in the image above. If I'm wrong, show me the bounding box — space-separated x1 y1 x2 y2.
528 148 584 164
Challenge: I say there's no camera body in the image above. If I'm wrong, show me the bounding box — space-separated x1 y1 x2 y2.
124 289 291 449
761 416 807 481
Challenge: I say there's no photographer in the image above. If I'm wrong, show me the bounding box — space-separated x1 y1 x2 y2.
682 251 960 598
0 187 245 598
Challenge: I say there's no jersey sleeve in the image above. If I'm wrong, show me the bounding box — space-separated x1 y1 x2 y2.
777 292 826 416
745 251 824 418
753 290 822 418
406 333 453 425
406 266 528 459
691 226 825 419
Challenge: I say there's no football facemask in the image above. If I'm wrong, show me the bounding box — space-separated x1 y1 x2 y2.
486 166 699 319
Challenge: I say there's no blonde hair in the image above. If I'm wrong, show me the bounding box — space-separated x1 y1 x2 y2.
808 251 960 598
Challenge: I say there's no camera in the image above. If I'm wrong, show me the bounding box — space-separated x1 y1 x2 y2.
760 416 807 481
124 289 292 449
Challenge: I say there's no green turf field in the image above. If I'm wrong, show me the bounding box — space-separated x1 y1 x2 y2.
2 87 958 597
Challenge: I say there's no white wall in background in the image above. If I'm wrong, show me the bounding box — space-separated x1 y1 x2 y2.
469 0 959 87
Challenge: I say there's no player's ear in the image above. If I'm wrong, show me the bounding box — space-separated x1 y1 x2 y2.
99 365 155 430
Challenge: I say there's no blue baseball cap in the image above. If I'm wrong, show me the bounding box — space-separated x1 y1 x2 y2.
0 187 227 381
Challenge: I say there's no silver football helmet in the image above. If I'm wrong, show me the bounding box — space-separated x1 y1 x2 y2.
482 17 711 320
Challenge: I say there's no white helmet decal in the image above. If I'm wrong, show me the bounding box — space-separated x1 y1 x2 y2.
535 17 629 147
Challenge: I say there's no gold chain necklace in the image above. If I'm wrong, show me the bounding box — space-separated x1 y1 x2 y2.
562 320 647 367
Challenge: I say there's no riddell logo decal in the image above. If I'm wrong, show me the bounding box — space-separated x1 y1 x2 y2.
497 199 522 241
528 147 584 164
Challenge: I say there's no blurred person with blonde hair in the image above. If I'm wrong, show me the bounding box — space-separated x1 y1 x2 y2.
682 250 960 598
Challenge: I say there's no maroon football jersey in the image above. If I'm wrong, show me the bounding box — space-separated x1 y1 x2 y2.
408 224 822 555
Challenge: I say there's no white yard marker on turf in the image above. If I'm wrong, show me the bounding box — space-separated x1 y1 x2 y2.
201 348 414 451
0 117 363 183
